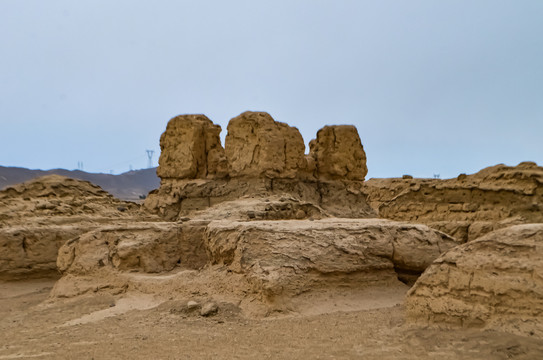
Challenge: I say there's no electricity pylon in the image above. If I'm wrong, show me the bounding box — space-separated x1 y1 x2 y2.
146 150 155 169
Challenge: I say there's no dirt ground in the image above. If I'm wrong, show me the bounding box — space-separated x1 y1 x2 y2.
1 278 542 360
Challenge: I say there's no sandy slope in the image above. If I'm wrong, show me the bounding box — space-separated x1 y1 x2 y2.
1 278 542 360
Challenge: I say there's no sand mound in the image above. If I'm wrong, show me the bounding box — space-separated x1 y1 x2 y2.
0 174 141 223
406 224 543 337
1 174 109 199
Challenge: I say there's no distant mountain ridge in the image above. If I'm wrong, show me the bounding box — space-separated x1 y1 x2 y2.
0 166 160 201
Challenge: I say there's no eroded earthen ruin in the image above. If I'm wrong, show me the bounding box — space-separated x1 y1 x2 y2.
1 110 542 343
144 111 374 220
406 224 543 337
364 161 543 242
0 175 150 279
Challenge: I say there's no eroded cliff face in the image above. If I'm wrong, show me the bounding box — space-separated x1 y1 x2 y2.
363 162 543 242
145 111 373 220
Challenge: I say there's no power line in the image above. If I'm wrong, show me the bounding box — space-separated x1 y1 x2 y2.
98 155 147 173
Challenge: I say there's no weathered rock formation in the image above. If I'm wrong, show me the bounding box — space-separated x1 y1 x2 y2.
363 162 543 242
157 114 227 179
144 177 375 220
225 111 309 179
188 195 327 221
205 218 458 296
406 224 543 337
0 175 150 278
54 196 330 282
39 110 516 318
57 223 208 275
52 211 457 309
310 125 368 180
145 111 372 220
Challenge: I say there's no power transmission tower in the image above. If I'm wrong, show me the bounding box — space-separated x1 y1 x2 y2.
146 150 155 168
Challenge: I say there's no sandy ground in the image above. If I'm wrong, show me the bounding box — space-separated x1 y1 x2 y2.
1 278 543 360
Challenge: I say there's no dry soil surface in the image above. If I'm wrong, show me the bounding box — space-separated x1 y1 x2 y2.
1 278 542 360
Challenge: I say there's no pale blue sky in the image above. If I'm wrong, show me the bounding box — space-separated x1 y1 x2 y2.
1 1 542 178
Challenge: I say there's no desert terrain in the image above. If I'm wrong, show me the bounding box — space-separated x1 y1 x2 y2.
1 111 542 359
3 278 543 360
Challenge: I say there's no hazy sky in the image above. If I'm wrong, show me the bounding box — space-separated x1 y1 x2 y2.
1 1 542 178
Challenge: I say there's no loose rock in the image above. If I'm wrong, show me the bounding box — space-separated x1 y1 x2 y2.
200 302 219 317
